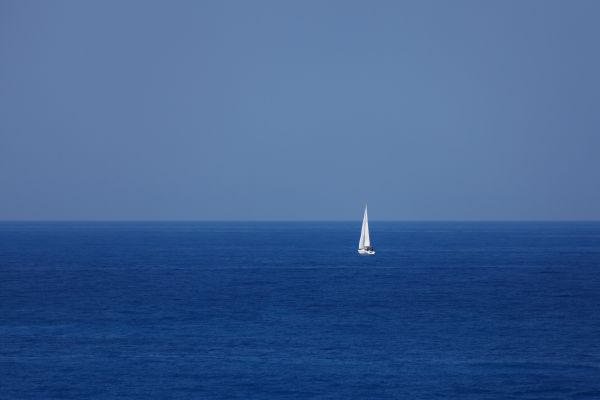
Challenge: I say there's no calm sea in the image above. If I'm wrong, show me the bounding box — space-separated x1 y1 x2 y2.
1 222 599 399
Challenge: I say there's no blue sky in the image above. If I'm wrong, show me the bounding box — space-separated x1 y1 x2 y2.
1 0 599 220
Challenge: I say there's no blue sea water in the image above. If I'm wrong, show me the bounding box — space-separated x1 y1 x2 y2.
1 221 600 399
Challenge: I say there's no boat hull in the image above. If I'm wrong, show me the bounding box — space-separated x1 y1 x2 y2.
358 249 376 255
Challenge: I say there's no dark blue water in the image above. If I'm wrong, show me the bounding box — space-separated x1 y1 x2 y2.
1 222 600 399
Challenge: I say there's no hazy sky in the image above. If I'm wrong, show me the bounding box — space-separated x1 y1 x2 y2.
1 0 599 220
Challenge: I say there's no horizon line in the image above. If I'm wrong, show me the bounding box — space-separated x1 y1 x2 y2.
1 219 599 223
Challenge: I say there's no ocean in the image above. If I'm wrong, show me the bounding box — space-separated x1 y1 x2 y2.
1 221 599 399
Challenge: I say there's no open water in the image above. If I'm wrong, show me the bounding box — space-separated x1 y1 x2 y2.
1 222 599 399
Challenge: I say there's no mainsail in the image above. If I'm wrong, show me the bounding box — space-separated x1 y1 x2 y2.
358 205 370 250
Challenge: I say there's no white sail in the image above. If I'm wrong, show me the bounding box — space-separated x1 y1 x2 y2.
358 205 370 250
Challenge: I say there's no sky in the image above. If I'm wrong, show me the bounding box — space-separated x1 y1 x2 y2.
1 0 599 220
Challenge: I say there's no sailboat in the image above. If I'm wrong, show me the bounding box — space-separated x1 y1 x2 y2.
358 205 375 255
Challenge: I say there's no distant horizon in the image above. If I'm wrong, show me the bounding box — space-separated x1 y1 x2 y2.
2 219 599 223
